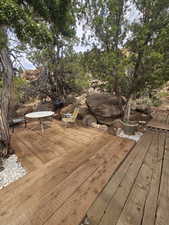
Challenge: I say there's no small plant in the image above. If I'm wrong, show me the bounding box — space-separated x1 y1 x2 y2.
12 77 28 105
152 96 161 107
158 91 169 97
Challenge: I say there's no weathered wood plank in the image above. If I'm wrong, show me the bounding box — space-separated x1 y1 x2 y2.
0 133 114 205
11 136 43 171
0 138 134 225
115 132 158 225
87 132 152 225
46 126 95 144
141 132 165 225
147 110 169 129
95 131 153 225
43 139 135 225
1 138 124 225
14 131 57 163
54 120 102 136
155 133 169 225
3 119 167 225
147 121 169 131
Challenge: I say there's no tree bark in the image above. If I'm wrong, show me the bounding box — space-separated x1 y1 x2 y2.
123 94 133 122
0 28 13 157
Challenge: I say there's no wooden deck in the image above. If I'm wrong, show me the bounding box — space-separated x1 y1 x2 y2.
87 130 169 225
0 120 135 225
0 117 168 225
147 110 169 130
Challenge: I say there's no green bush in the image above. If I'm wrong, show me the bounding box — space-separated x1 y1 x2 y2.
151 95 161 107
12 77 28 104
68 72 90 93
158 91 169 97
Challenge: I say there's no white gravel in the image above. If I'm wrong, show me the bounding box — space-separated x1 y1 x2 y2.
117 129 143 142
80 217 90 225
0 154 27 190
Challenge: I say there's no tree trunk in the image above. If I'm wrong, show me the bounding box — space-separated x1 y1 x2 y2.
0 28 13 157
123 94 133 122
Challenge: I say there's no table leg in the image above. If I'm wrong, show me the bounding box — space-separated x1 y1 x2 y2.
39 119 44 135
24 118 27 128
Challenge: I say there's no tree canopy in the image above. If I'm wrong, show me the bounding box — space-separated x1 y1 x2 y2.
0 0 75 48
0 0 77 155
82 0 169 99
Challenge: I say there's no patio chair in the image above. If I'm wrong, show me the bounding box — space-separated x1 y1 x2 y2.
9 117 26 133
62 107 79 127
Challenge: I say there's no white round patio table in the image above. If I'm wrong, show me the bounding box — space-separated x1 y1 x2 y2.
25 111 54 134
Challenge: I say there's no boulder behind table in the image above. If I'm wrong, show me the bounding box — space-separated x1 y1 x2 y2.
86 93 125 125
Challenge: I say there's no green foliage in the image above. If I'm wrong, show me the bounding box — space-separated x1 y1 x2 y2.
0 76 27 103
158 91 169 97
151 95 161 107
67 70 90 93
0 0 76 48
12 77 28 104
63 53 91 93
82 0 169 100
0 29 7 48
0 79 2 90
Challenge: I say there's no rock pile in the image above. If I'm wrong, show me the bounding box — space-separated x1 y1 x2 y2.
0 155 27 189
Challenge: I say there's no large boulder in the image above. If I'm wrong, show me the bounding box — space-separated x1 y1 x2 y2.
65 94 77 106
82 114 97 126
86 94 124 125
78 106 90 120
129 111 152 122
134 104 152 114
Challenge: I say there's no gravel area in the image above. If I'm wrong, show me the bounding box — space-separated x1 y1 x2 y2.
0 154 27 190
80 217 90 225
117 129 143 142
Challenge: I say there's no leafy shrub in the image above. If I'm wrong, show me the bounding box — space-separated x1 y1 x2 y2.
68 72 90 93
11 77 28 104
151 96 161 107
158 91 169 97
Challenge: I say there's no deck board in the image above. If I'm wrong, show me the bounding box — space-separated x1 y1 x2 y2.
0 120 135 225
115 132 157 225
87 129 168 225
87 131 153 225
142 132 166 225
147 111 169 130
87 132 153 225
155 133 169 225
1 117 168 225
44 139 134 225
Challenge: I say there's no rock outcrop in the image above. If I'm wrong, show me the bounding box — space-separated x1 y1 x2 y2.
21 68 42 81
86 94 124 125
82 114 97 126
